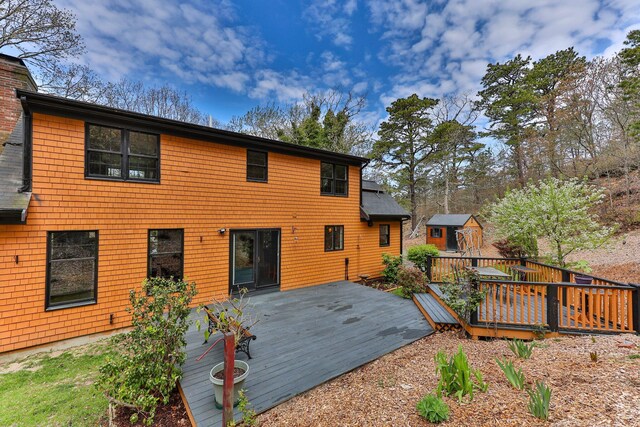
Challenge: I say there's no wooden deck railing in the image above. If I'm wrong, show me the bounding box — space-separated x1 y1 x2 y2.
425 255 640 335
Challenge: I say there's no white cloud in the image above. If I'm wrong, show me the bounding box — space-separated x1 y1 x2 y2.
368 0 640 105
303 0 354 47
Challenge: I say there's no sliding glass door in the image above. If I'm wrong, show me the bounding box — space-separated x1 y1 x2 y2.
231 229 280 292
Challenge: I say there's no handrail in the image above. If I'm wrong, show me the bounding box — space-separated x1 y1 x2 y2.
525 259 629 287
479 279 635 290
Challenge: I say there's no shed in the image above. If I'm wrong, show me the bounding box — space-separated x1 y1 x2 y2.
426 214 483 252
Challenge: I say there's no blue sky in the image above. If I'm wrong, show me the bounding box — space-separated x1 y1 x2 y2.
57 0 640 126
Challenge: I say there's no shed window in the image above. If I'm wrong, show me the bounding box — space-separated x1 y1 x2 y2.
430 227 442 238
247 150 268 182
148 229 184 280
86 124 159 182
321 162 348 196
324 225 344 251
46 231 98 309
379 224 390 247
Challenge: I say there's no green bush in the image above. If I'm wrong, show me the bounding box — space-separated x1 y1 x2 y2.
508 339 535 359
495 358 526 390
435 346 487 402
97 277 197 425
527 381 552 420
416 393 449 423
396 265 426 298
381 253 403 283
407 244 439 273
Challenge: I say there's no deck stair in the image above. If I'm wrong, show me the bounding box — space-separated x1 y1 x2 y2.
413 292 461 333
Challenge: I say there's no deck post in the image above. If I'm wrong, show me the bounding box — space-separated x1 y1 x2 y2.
471 257 478 268
426 255 432 282
547 284 559 332
631 284 640 334
222 332 235 427
520 257 527 266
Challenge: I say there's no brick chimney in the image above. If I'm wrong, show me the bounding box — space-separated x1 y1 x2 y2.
0 54 37 146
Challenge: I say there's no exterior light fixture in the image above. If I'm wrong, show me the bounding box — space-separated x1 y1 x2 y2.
218 228 226 235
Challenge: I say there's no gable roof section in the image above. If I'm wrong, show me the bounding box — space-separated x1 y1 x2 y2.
17 90 369 166
361 180 410 220
426 214 482 228
0 116 31 224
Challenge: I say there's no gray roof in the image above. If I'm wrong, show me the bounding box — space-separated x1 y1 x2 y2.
361 180 410 220
0 117 31 224
426 214 477 227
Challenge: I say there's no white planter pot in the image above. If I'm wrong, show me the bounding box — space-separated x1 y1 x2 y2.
209 360 250 409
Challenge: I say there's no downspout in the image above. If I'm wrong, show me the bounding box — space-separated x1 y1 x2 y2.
359 158 370 209
18 96 32 193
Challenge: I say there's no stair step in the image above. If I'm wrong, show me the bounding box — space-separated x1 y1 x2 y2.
414 293 458 325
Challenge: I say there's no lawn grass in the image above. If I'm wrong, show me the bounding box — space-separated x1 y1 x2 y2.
0 340 112 427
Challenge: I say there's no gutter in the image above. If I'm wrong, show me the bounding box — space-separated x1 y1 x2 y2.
19 95 32 193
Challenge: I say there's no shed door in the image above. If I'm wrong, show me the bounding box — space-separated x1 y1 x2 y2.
446 227 458 251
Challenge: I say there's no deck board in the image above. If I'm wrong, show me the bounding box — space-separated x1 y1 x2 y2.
414 293 458 324
180 281 433 426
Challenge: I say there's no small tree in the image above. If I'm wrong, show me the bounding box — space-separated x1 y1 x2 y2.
487 178 614 267
97 277 197 425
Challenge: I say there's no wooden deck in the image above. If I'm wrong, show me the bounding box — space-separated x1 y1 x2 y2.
179 281 433 426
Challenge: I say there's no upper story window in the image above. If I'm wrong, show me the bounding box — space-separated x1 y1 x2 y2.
379 224 390 247
321 162 348 196
430 228 442 238
46 230 98 310
148 229 184 280
247 150 268 182
86 124 160 182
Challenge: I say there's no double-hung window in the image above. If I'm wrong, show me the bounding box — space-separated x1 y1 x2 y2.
148 229 184 280
379 224 390 247
46 231 98 309
324 225 344 252
320 162 348 196
86 124 159 182
246 150 268 182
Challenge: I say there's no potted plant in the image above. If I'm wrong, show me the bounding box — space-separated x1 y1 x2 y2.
197 288 258 408
572 260 593 285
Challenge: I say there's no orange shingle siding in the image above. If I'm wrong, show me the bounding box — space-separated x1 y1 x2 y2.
0 113 401 352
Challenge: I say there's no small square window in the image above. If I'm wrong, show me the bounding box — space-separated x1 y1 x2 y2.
431 228 442 238
324 225 344 251
379 224 390 247
247 150 268 182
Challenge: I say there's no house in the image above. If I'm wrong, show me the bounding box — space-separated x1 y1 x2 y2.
0 55 409 353
426 214 483 252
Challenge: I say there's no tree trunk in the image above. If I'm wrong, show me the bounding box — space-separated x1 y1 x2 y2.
443 171 450 214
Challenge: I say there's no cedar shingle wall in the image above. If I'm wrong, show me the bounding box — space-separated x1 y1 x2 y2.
0 114 401 352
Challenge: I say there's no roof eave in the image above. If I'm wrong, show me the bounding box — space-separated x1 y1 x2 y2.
17 90 370 166
0 208 28 224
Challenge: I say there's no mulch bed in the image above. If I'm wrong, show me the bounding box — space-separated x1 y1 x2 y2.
359 278 397 291
105 390 191 427
258 332 640 426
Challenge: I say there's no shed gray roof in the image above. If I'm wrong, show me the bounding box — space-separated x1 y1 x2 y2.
426 214 480 227
361 180 410 220
0 117 31 224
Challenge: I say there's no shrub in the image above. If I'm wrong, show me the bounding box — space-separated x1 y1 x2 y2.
495 358 526 390
416 394 449 423
435 346 487 402
381 253 403 284
492 238 530 258
508 339 535 359
441 272 486 323
97 277 197 425
527 381 552 420
407 244 439 273
396 265 426 298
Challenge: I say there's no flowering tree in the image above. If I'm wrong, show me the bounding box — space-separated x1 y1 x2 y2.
486 178 614 267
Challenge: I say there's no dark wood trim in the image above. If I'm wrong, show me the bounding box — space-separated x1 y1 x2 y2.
147 228 184 280
19 96 32 193
19 90 367 166
320 162 349 197
399 220 404 255
324 225 345 252
379 223 390 247
85 123 161 184
246 149 268 183
45 230 99 311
